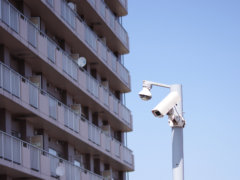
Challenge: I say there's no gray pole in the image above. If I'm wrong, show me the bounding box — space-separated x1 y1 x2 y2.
170 84 184 180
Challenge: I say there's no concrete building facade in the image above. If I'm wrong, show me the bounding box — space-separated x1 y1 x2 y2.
0 0 133 179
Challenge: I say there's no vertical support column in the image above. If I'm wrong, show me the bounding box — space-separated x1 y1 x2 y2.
170 84 184 180
0 109 12 134
0 45 11 66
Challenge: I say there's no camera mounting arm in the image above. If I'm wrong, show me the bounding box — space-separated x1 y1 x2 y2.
143 80 171 89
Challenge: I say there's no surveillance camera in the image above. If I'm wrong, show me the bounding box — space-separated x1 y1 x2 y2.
138 87 152 101
152 91 180 118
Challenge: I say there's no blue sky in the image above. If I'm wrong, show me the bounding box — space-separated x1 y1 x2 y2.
123 0 240 179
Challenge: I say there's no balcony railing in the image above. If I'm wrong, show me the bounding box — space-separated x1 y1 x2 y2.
46 0 130 87
86 0 129 48
0 130 104 179
0 61 134 167
0 0 132 129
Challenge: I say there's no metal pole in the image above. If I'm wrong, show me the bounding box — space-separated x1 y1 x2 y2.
170 84 184 180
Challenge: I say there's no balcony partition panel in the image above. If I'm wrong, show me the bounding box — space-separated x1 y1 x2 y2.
85 25 97 52
49 96 57 120
50 155 59 177
65 163 82 180
1 0 9 27
29 83 39 108
27 21 37 48
113 96 119 115
87 74 99 98
98 40 107 62
60 0 76 29
47 39 56 63
109 51 117 73
88 123 101 146
113 139 120 158
106 8 115 30
12 138 21 164
102 86 109 107
9 4 19 32
62 53 78 81
99 0 106 19
105 134 111 152
30 146 40 171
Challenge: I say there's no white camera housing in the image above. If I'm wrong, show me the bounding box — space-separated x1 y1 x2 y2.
138 87 152 101
152 91 180 118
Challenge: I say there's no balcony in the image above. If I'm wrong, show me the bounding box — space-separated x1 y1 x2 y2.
0 130 104 180
0 61 134 171
23 0 131 90
74 0 129 52
0 0 132 132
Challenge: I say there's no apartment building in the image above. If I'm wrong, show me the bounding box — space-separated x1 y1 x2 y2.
0 0 133 179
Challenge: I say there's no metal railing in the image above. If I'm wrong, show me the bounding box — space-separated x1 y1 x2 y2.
56 0 130 86
0 130 104 179
87 0 129 47
0 0 133 135
0 61 133 166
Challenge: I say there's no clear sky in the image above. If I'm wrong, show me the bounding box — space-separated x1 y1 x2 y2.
123 0 240 179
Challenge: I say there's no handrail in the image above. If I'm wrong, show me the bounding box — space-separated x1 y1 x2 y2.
0 61 132 155
0 130 104 179
2 0 131 117
60 0 129 73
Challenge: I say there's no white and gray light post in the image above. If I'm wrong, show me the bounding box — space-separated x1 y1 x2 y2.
139 81 185 180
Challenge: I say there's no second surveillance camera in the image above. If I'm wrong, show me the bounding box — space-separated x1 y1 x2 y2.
138 87 152 101
152 91 180 118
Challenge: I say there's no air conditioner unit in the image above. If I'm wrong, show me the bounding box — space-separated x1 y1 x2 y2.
71 104 81 115
71 53 79 60
30 135 43 148
102 170 112 180
30 17 41 29
30 75 42 88
102 124 110 134
68 2 76 12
